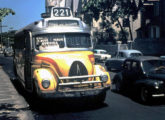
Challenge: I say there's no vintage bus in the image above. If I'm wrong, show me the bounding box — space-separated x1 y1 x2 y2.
13 7 111 103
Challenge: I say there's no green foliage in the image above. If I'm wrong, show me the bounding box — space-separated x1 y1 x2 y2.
82 0 143 44
0 8 15 21
1 30 16 46
82 0 115 21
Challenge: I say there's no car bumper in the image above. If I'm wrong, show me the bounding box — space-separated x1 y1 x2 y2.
38 85 110 99
150 85 165 98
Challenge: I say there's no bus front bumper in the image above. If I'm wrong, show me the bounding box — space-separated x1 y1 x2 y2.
38 86 110 99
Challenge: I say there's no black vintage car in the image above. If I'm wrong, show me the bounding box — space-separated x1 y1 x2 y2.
113 56 165 103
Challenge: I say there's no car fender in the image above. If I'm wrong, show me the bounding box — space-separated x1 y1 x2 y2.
134 79 157 89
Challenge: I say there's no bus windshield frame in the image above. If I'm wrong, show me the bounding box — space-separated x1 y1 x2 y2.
34 33 92 51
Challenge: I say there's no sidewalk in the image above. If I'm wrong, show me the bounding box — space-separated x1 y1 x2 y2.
0 61 34 120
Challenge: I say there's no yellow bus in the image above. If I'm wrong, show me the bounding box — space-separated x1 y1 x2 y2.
13 7 111 103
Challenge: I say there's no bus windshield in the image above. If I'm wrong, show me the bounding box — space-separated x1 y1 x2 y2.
35 33 91 51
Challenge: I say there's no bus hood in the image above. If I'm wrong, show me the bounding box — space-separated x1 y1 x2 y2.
34 51 95 77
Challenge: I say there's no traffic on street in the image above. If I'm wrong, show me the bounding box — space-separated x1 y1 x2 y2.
1 54 165 120
1 0 165 120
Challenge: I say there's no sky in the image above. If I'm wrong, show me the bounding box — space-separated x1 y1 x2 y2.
0 0 45 32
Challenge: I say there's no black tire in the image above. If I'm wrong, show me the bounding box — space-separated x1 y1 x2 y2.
115 80 122 92
113 74 123 92
139 87 150 103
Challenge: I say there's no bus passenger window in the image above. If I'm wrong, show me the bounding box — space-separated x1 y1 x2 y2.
35 34 64 51
66 34 91 48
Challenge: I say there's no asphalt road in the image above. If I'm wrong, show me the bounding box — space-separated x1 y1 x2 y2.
1 55 165 120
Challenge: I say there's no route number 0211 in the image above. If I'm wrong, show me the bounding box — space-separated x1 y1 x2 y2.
53 8 71 17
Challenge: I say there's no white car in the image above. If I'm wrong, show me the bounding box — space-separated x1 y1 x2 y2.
4 47 14 57
94 49 111 62
105 49 143 71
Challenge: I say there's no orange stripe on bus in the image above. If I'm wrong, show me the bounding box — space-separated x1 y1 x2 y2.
35 56 62 77
88 54 95 75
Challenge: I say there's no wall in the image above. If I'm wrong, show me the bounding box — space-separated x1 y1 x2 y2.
133 38 165 56
94 38 165 57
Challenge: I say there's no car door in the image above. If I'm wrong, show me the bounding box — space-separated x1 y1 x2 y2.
129 61 140 84
122 60 132 86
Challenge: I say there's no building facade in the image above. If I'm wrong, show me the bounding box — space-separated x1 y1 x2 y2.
132 0 165 56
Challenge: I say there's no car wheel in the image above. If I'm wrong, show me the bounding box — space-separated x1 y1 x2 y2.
115 80 122 92
114 75 123 92
140 87 150 103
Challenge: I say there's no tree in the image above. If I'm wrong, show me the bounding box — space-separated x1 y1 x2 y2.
0 8 15 46
118 29 129 43
1 30 16 46
0 8 15 21
82 0 143 44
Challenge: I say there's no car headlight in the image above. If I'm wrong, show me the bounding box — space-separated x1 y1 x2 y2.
42 80 50 89
154 81 164 89
154 81 164 85
101 75 108 82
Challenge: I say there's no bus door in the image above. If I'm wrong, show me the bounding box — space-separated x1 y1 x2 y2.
24 31 33 92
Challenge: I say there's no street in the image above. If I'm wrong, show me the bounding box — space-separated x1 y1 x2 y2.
1 54 165 120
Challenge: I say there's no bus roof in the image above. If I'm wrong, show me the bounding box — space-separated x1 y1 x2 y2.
15 17 91 36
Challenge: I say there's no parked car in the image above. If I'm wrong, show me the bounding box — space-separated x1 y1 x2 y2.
105 49 142 71
4 47 13 57
113 56 165 103
0 47 4 54
93 49 111 62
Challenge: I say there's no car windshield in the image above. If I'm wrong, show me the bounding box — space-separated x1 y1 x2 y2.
142 60 165 73
35 33 91 51
100 51 107 54
130 53 142 57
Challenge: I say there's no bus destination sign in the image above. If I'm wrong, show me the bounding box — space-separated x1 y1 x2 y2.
53 8 71 17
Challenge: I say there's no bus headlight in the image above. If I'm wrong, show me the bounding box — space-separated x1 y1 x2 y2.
42 80 50 89
101 75 108 83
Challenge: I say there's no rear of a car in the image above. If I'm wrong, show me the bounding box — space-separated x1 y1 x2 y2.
94 49 111 62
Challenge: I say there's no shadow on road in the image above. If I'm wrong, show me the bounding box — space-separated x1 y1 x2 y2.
11 78 109 114
0 103 29 120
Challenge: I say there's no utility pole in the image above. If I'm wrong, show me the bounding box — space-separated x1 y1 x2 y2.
0 21 2 48
8 27 13 47
0 21 7 49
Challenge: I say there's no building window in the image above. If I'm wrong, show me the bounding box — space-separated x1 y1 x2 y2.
150 26 160 39
154 2 160 16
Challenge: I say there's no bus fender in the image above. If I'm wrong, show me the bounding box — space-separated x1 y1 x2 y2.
33 68 58 92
